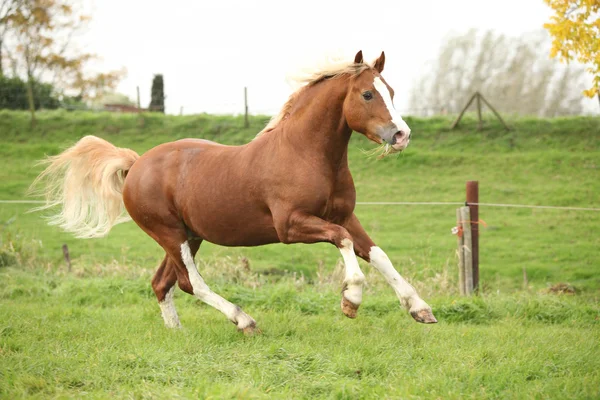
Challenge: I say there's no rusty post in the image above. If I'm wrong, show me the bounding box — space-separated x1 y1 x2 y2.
466 181 479 292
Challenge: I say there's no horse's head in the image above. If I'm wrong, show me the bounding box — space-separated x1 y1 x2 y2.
344 51 411 153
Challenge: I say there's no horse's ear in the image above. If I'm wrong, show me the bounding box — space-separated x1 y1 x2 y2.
354 50 364 64
373 51 385 73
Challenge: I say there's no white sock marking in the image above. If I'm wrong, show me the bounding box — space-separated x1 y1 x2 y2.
369 246 429 311
180 242 255 328
339 238 365 305
159 286 181 328
373 77 411 135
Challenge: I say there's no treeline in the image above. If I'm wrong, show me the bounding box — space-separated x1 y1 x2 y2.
0 76 62 110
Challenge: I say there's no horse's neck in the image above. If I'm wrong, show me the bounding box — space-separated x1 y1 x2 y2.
279 78 352 170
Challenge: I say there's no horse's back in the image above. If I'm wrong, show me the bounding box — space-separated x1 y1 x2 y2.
124 137 235 195
122 138 279 246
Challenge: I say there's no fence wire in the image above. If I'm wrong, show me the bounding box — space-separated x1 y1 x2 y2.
2 199 599 211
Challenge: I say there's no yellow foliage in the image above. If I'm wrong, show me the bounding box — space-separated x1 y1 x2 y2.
544 0 600 98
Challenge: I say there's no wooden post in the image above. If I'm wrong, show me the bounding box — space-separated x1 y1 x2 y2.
476 92 483 131
450 92 510 131
466 181 479 292
244 87 249 128
62 244 71 272
450 92 477 129
456 208 466 295
136 86 141 111
478 93 510 131
459 206 474 294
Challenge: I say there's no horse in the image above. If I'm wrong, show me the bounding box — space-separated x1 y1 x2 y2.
31 51 437 334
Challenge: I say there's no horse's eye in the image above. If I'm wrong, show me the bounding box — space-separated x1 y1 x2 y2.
362 91 373 101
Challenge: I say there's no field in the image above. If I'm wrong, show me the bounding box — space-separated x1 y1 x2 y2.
0 110 599 399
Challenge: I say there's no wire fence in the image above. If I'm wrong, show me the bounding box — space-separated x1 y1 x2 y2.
2 199 599 211
2 195 598 293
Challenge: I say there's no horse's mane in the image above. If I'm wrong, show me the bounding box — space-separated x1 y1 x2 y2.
256 59 372 137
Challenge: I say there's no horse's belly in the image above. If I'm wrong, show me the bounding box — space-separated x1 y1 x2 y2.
184 205 280 247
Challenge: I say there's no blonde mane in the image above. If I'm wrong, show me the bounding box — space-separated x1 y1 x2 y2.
256 59 372 137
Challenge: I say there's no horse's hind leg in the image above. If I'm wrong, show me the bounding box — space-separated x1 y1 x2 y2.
178 240 257 334
150 227 257 333
152 255 181 328
151 239 202 328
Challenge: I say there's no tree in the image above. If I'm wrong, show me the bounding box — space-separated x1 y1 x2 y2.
0 74 59 109
69 67 127 103
3 0 125 121
0 0 21 77
409 29 587 117
149 74 165 113
544 0 600 107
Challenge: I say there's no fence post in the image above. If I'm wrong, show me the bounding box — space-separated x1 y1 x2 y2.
456 208 466 295
62 244 71 272
136 86 141 111
244 87 249 128
478 94 511 131
459 206 474 294
476 93 483 131
466 181 479 292
450 92 477 129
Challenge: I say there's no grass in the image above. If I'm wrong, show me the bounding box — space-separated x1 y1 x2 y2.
0 110 599 398
1 267 599 399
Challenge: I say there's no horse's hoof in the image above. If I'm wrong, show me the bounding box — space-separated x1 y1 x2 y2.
341 296 359 319
410 308 438 324
239 323 261 336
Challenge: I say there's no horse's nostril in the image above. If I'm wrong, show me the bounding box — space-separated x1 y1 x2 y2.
392 130 411 145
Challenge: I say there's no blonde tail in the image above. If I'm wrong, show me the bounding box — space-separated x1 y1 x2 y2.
28 135 140 238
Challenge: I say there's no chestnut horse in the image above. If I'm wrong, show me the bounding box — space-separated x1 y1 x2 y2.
31 51 437 333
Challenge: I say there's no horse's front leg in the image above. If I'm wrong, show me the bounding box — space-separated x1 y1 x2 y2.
274 211 365 318
344 214 437 324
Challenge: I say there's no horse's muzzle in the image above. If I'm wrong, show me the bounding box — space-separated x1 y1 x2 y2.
379 124 411 149
390 130 411 151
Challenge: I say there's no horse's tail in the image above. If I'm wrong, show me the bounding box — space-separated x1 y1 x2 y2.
28 135 140 239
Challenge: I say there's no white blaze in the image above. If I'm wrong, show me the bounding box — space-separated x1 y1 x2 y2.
373 77 411 135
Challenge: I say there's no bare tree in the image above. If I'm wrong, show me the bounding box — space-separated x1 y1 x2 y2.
410 29 586 117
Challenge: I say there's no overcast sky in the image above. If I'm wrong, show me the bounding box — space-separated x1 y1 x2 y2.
82 0 597 116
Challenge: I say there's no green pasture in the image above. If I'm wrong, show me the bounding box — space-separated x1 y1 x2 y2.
0 110 599 398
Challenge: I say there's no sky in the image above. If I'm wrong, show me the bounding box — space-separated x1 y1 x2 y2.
80 0 597 116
